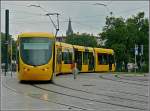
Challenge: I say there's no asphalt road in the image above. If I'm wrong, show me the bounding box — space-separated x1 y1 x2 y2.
1 72 149 110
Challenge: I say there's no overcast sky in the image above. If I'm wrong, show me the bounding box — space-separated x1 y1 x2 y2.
1 1 149 38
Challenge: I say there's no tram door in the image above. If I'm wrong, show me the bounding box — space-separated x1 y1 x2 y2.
75 51 82 71
56 47 62 73
88 52 94 71
108 54 113 71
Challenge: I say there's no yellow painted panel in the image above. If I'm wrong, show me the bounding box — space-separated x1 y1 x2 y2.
82 65 88 72
94 48 114 54
61 64 72 73
56 64 61 75
95 65 109 72
111 64 116 72
60 42 73 48
86 47 94 52
73 45 85 51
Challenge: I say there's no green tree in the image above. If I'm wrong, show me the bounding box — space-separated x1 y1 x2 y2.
100 16 128 71
126 12 149 72
1 32 16 64
65 33 97 47
99 12 149 72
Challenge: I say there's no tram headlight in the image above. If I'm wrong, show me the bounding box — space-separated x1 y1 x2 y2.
42 68 49 71
24 68 30 71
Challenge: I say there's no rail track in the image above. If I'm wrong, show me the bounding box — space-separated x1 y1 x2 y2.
58 74 148 97
98 75 148 86
53 82 148 101
2 74 148 110
56 76 148 97
60 74 148 86
116 76 148 82
31 84 147 110
2 82 89 110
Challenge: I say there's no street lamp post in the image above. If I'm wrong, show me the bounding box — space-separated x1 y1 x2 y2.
5 9 9 76
93 3 113 16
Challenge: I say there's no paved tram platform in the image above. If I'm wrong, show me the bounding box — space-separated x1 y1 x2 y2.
1 72 149 110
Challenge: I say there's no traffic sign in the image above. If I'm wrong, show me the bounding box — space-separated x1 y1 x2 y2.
135 47 138 55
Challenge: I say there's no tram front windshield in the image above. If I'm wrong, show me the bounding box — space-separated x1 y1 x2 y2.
20 37 53 66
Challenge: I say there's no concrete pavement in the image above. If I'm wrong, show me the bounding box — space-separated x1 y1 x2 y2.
1 72 149 110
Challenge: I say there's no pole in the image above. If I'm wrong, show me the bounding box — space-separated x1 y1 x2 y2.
93 3 111 16
10 37 12 77
135 44 137 73
52 31 56 82
140 45 143 72
5 9 9 76
52 13 59 83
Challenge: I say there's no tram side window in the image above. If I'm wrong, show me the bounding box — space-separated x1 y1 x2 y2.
62 52 72 64
98 53 108 65
83 52 88 65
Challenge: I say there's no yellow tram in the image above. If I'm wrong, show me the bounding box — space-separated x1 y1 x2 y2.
17 32 55 81
17 32 115 81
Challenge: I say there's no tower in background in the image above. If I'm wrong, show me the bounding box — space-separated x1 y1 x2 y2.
66 17 73 36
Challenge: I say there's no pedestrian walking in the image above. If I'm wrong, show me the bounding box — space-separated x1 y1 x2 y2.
71 62 79 79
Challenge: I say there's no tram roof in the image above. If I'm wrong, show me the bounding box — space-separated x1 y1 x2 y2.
94 48 114 54
56 42 114 54
73 45 85 51
60 42 73 48
56 42 73 48
18 32 54 38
